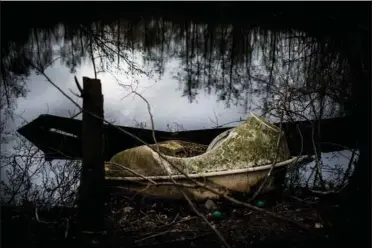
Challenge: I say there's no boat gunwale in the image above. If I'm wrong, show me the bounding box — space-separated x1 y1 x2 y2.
105 156 301 182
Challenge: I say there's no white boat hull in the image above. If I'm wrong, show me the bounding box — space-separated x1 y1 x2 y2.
105 157 296 200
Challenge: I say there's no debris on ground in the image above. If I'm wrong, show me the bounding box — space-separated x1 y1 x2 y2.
1 191 338 248
204 199 218 211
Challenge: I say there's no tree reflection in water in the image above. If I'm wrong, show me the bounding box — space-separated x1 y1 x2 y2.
1 16 353 122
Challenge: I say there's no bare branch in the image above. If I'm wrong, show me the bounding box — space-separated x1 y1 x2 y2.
32 67 312 233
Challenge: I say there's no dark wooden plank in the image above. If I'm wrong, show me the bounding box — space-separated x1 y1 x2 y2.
77 77 104 232
18 114 356 161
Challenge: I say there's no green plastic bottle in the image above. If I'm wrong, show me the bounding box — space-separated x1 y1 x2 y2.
212 211 223 218
256 200 265 207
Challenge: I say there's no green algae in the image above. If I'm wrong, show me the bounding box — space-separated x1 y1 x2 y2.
105 115 291 177
162 115 291 174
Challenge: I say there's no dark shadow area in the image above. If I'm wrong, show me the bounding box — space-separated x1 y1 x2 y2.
1 2 370 248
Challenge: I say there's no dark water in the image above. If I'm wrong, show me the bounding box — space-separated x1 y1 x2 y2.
1 3 367 190
1 13 352 128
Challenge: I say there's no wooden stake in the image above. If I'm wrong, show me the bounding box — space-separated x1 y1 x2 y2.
78 77 104 232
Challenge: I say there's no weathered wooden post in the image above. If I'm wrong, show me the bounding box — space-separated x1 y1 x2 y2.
78 77 104 232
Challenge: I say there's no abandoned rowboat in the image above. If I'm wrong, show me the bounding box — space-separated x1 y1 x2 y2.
104 114 297 200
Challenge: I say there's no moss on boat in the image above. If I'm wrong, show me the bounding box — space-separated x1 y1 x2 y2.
105 114 291 177
105 140 208 177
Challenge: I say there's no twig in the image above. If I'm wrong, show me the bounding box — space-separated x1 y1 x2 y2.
249 110 284 202
130 91 162 166
65 218 70 238
106 162 157 185
35 207 57 224
69 89 82 99
171 212 180 222
132 88 231 248
131 184 152 199
135 229 175 243
89 33 97 79
74 76 84 96
112 182 199 190
340 149 357 186
81 230 107 235
307 189 337 195
130 234 209 248
308 181 349 195
136 215 194 238
118 216 151 232
289 196 319 205
311 122 325 189
319 142 356 152
306 165 316 188
180 189 232 248
143 182 199 188
70 110 83 119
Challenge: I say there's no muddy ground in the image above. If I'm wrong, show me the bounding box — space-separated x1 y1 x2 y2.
1 189 344 248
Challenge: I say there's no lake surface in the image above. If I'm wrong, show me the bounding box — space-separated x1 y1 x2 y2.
1 5 358 192
2 21 348 129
